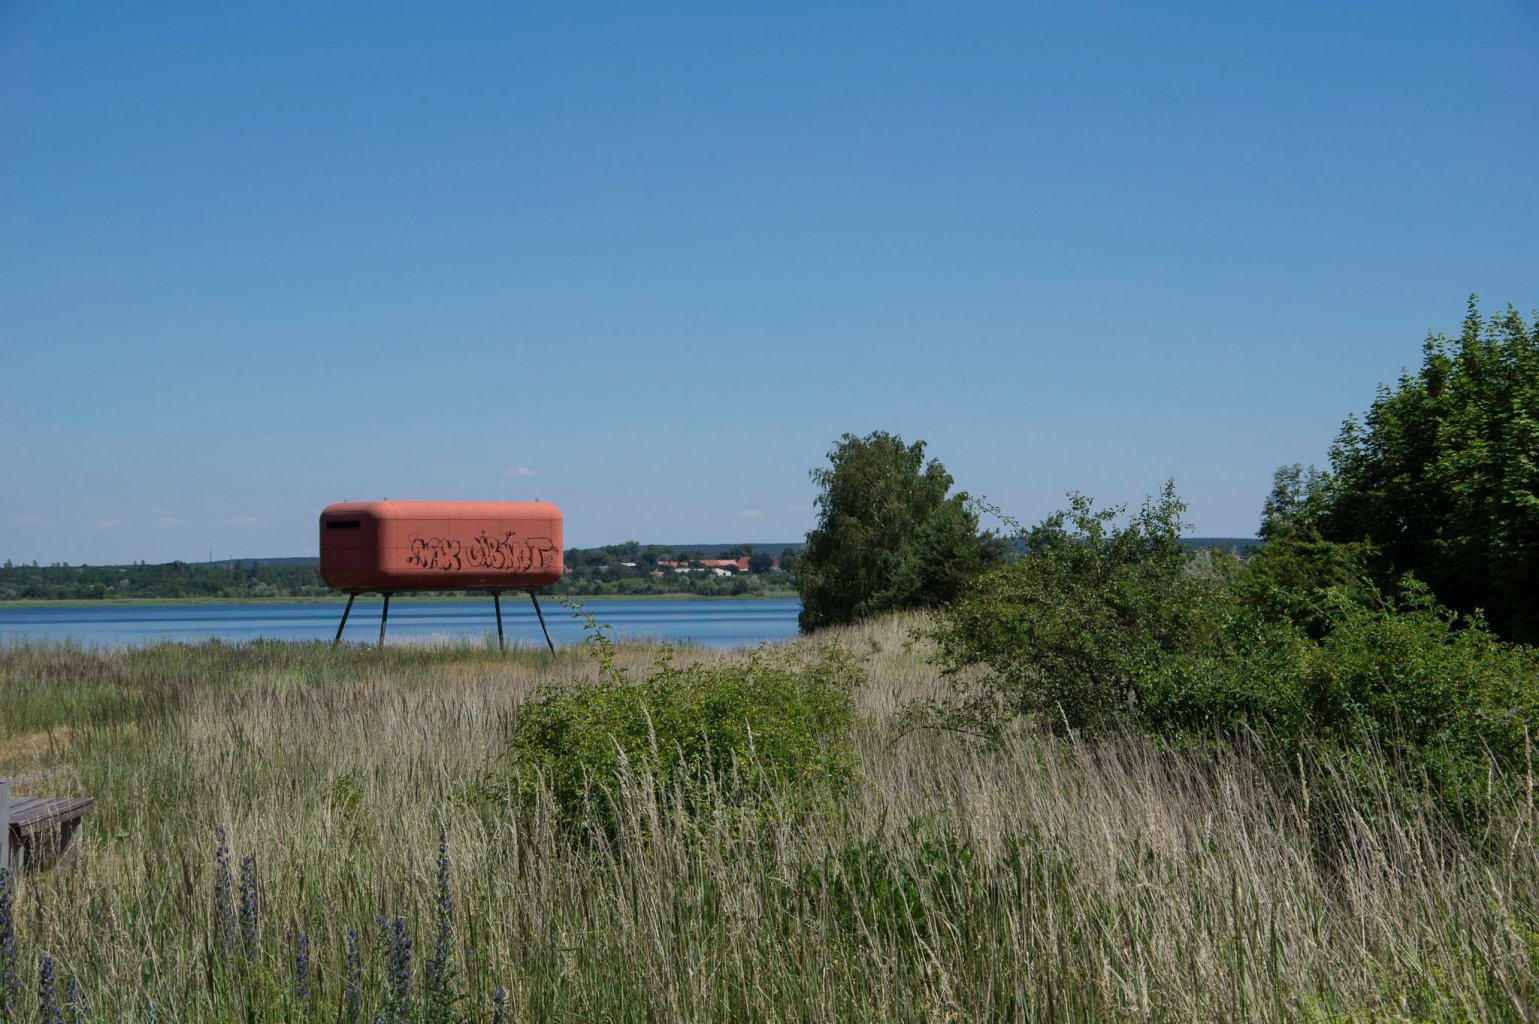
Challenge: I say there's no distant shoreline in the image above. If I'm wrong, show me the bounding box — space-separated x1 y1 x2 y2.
0 591 799 609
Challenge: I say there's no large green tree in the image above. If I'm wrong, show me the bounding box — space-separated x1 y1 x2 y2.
796 431 1001 632
1274 298 1539 643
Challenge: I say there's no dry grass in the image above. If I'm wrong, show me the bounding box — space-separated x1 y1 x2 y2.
0 616 1535 1022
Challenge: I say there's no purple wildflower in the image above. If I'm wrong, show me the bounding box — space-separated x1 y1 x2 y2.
0 867 17 1017
381 915 412 1023
293 933 311 1014
491 986 507 1024
37 955 61 1024
64 974 83 1024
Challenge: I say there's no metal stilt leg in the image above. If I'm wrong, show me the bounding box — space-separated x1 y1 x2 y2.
378 593 391 647
493 591 505 651
333 593 356 646
529 590 555 653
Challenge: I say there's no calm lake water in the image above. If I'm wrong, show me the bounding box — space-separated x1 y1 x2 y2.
0 598 803 650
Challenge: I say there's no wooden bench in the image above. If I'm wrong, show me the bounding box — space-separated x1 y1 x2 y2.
2 780 94 872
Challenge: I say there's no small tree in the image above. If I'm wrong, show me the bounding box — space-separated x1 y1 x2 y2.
796 431 1001 631
1257 463 1332 542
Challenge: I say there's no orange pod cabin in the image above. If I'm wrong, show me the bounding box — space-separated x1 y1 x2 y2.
319 501 563 592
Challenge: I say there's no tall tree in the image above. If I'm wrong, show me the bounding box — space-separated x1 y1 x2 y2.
1283 297 1539 642
796 431 1001 632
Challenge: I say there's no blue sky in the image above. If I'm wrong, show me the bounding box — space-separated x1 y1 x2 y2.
3 1 1536 564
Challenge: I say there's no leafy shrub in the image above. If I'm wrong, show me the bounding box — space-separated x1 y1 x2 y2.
501 624 861 827
1132 610 1315 736
930 483 1232 733
929 487 1539 821
1234 527 1379 638
1301 582 1539 816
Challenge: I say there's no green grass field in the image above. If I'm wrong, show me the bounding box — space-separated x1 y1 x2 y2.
1 617 1536 1022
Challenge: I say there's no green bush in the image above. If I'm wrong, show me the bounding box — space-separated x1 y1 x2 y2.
1234 527 1379 638
1302 583 1539 815
930 483 1232 734
501 627 861 827
929 487 1539 821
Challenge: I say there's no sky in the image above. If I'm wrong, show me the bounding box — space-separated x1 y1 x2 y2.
3 1 1537 564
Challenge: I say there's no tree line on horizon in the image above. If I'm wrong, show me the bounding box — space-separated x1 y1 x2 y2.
0 544 808 602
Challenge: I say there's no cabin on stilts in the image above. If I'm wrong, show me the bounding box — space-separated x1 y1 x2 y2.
319 500 564 651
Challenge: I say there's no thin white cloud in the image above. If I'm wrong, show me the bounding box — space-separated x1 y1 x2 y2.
92 518 132 530
737 508 764 520
224 515 260 527
155 516 190 527
12 515 45 526
503 466 537 477
148 505 170 516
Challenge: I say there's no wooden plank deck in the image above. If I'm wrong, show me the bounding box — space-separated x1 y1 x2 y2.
8 796 95 839
5 794 94 870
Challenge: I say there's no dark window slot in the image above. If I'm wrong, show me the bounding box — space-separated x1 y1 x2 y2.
326 520 361 530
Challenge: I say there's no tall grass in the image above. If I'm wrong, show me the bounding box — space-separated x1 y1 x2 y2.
0 619 1535 1021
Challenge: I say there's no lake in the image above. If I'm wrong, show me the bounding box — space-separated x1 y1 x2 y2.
0 598 803 650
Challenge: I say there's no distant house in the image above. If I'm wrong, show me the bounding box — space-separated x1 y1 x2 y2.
654 556 751 574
